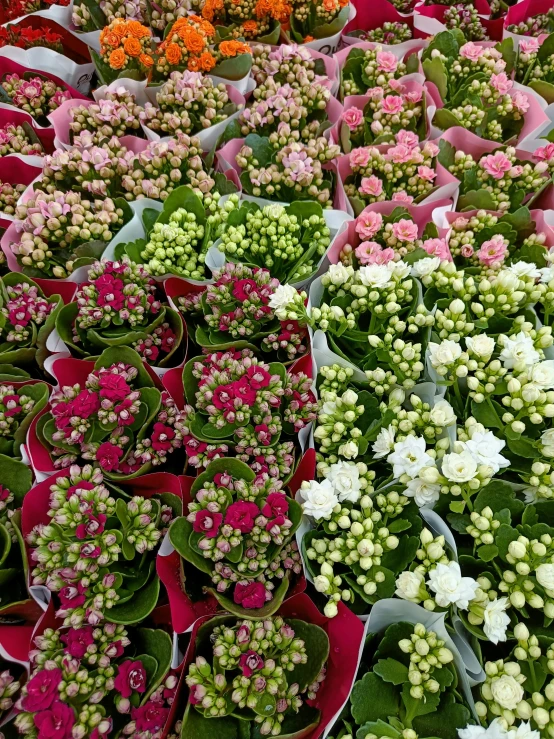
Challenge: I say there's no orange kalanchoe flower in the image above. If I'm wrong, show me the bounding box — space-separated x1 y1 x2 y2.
123 37 142 57
109 48 126 69
219 39 251 57
154 16 218 79
99 19 153 81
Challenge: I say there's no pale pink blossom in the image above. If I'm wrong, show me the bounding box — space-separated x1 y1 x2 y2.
534 143 554 162
477 234 508 267
388 144 414 164
376 51 398 73
405 90 422 104
342 107 364 131
355 210 383 239
366 86 385 100
490 72 512 95
423 141 439 158
355 241 395 265
392 191 414 204
509 165 524 177
520 38 540 54
423 238 452 261
417 165 436 182
392 219 418 242
460 244 474 258
481 151 512 179
350 147 372 168
511 90 529 114
460 42 483 62
359 175 384 196
396 130 419 149
381 95 404 115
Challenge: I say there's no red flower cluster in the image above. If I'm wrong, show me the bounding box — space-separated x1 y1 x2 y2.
0 24 63 51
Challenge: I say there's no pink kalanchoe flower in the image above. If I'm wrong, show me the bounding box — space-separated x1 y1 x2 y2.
376 50 398 73
480 151 512 180
355 242 395 265
391 191 414 204
245 365 271 389
131 701 170 734
405 90 422 104
262 492 289 518
388 79 405 93
151 422 176 452
342 107 364 131
392 219 418 242
388 144 415 164
381 95 404 115
61 627 95 659
477 234 508 267
193 510 223 538
234 580 267 609
21 669 62 712
239 650 265 677
460 244 474 258
350 147 372 168
460 41 483 61
511 90 529 114
34 699 75 739
114 660 147 699
490 72 512 96
396 130 419 149
96 442 123 472
97 373 130 402
225 500 260 533
355 210 384 239
534 143 554 162
520 38 540 54
417 165 436 182
75 513 106 540
422 238 452 261
359 175 383 197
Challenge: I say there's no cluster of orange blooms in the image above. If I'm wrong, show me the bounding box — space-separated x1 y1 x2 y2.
100 19 154 75
201 0 291 39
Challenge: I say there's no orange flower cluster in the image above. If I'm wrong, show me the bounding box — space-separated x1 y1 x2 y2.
199 0 290 39
100 19 153 76
155 15 218 76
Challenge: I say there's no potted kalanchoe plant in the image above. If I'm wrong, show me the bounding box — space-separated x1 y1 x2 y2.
181 607 329 737
0 380 49 458
192 0 285 42
0 72 71 127
515 32 554 104
33 346 187 479
55 259 184 368
175 262 311 362
340 45 419 99
9 190 133 279
25 463 181 626
287 0 351 45
64 89 145 146
422 32 529 143
0 455 35 618
169 457 304 615
14 620 177 739
93 19 154 86
178 347 317 477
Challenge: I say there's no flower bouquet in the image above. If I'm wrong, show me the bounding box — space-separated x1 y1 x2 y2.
0 455 38 619
92 19 154 86
0 379 49 460
178 593 364 738
0 121 44 159
286 0 352 48
0 625 28 726
214 200 332 284
337 136 444 217
422 34 538 144
5 189 133 279
0 273 65 370
153 15 218 80
219 132 341 206
30 346 187 479
333 81 432 153
173 262 311 362
54 258 185 368
338 43 420 99
114 186 239 279
2 0 70 23
342 0 416 44
169 456 304 615
194 0 285 43
250 43 337 95
506 0 554 37
14 617 177 739
177 347 316 476
438 133 553 212
71 0 149 35
0 23 63 53
346 20 413 44
24 463 182 626
514 31 554 104
330 610 474 739
0 72 71 128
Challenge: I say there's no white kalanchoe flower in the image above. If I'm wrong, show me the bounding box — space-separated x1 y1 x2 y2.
395 570 426 601
372 424 396 459
506 261 541 279
299 479 338 520
499 332 540 369
529 360 554 389
483 597 510 645
462 431 510 475
327 263 352 286
338 440 359 459
539 265 554 284
387 436 433 479
540 428 554 457
429 398 456 427
535 563 554 592
268 283 298 319
327 461 361 503
458 719 508 739
404 477 441 508
507 722 541 739
389 261 410 279
428 561 479 609
490 674 524 711
428 340 462 369
466 334 495 359
358 263 394 288
411 256 440 278
441 450 478 483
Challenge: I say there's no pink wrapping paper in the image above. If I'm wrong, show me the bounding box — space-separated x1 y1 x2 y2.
0 156 41 189
328 79 440 147
176 592 365 739
0 106 55 153
326 198 452 263
506 0 554 28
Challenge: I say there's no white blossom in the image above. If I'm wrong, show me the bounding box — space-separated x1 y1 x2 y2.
428 340 462 368
372 425 396 459
507 722 541 739
429 399 456 427
327 263 353 286
529 360 554 389
462 431 510 475
358 263 394 288
483 597 510 645
441 451 478 483
387 436 433 479
395 570 425 601
268 284 297 318
299 479 338 520
535 563 554 591
411 257 440 278
507 261 541 279
459 720 508 739
490 675 524 711
327 461 361 503
428 561 479 609
499 332 540 369
466 334 495 359
404 477 441 507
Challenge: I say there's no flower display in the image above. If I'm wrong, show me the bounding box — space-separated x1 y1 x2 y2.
1 72 71 127
515 31 554 103
10 190 132 279
0 182 26 215
250 43 328 89
508 8 554 36
0 121 43 157
345 21 413 44
96 19 154 84
340 45 415 98
66 89 145 145
288 0 351 45
0 23 64 52
27 463 179 626
195 0 287 41
36 347 187 478
170 457 303 613
153 15 217 79
182 613 328 736
55 259 184 366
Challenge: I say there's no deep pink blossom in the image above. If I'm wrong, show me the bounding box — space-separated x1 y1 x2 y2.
239 650 265 677
34 700 75 739
193 510 223 538
61 627 94 659
234 581 267 609
96 442 123 472
114 660 147 699
21 669 62 712
225 501 260 533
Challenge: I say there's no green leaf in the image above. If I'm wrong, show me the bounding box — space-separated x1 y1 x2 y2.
350 672 399 725
412 701 472 739
284 620 329 692
507 436 537 458
402 683 440 719
169 517 213 575
212 52 252 81
155 186 206 227
423 57 448 101
471 399 503 429
243 134 274 168
373 658 409 685
135 628 173 701
108 575 160 624
207 573 291 618
477 544 499 562
0 455 32 506
181 704 238 739
473 480 524 518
